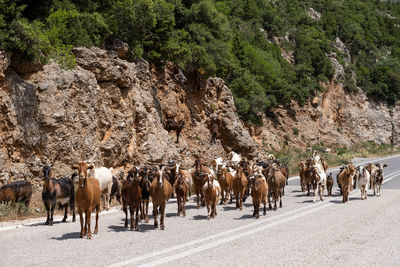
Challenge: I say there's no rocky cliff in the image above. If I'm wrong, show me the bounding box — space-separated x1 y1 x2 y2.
0 47 262 184
0 47 399 184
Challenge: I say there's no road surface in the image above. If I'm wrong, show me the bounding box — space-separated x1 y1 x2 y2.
1 155 399 266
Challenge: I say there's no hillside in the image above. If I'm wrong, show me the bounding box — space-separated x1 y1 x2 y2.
1 0 400 183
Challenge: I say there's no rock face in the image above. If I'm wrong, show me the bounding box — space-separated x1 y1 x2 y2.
251 81 400 150
0 47 399 184
0 48 262 183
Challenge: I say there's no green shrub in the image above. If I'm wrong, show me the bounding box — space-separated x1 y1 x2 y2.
292 127 299 136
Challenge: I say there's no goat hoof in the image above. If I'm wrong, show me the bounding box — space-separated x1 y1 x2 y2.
80 234 84 238
49 222 54 226
87 235 92 239
130 228 134 231
94 230 98 234
183 213 186 217
145 218 149 223
160 225 165 230
45 221 49 225
273 207 277 211
263 211 266 215
62 218 67 223
207 216 210 220
72 218 76 222
256 215 259 219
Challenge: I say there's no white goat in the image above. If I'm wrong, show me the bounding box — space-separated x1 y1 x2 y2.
357 166 370 200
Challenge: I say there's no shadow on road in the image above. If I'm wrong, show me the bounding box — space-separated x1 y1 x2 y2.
51 232 81 240
234 214 254 220
191 215 208 220
222 206 237 211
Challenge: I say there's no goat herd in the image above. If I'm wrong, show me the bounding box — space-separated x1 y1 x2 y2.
0 151 388 239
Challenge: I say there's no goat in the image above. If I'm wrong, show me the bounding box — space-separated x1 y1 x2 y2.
174 174 189 217
72 162 101 239
110 176 122 204
216 167 233 205
373 163 387 196
299 161 307 192
356 166 370 200
337 164 356 203
91 166 113 210
249 175 268 218
265 163 286 210
192 158 211 208
233 166 248 210
150 166 173 230
165 118 185 143
202 174 221 219
41 165 76 226
121 170 142 231
138 167 151 222
0 180 32 206
326 173 333 197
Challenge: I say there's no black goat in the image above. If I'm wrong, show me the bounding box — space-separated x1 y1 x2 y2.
110 176 122 204
41 165 76 226
165 118 185 143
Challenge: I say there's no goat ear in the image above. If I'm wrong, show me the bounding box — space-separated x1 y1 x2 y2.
88 165 94 170
383 164 388 168
71 165 77 170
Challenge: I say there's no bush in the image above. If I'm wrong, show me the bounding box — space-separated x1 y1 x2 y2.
292 127 299 136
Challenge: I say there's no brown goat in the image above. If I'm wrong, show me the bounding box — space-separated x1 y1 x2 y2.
326 173 333 196
121 173 142 231
299 161 307 192
265 163 286 211
150 166 173 230
233 166 248 210
202 175 221 220
192 158 210 208
165 118 185 143
217 167 233 205
174 174 189 217
337 164 357 203
250 176 268 219
0 180 32 207
72 162 101 239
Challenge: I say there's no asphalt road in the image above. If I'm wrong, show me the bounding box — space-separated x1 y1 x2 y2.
1 155 399 267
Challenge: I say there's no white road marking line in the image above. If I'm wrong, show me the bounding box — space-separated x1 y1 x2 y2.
113 170 400 267
108 203 324 267
139 203 335 267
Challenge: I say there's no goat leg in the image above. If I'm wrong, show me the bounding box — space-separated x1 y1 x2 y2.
153 205 158 228
79 210 84 238
160 203 165 230
135 203 140 231
62 204 68 222
94 205 99 234
207 204 210 220
130 206 134 231
86 210 92 239
44 201 50 225
49 202 55 226
123 204 128 228
182 194 186 217
145 200 149 223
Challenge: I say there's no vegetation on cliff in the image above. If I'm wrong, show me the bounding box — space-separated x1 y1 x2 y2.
1 0 400 122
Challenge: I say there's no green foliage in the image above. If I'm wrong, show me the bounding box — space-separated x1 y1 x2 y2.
292 127 299 136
